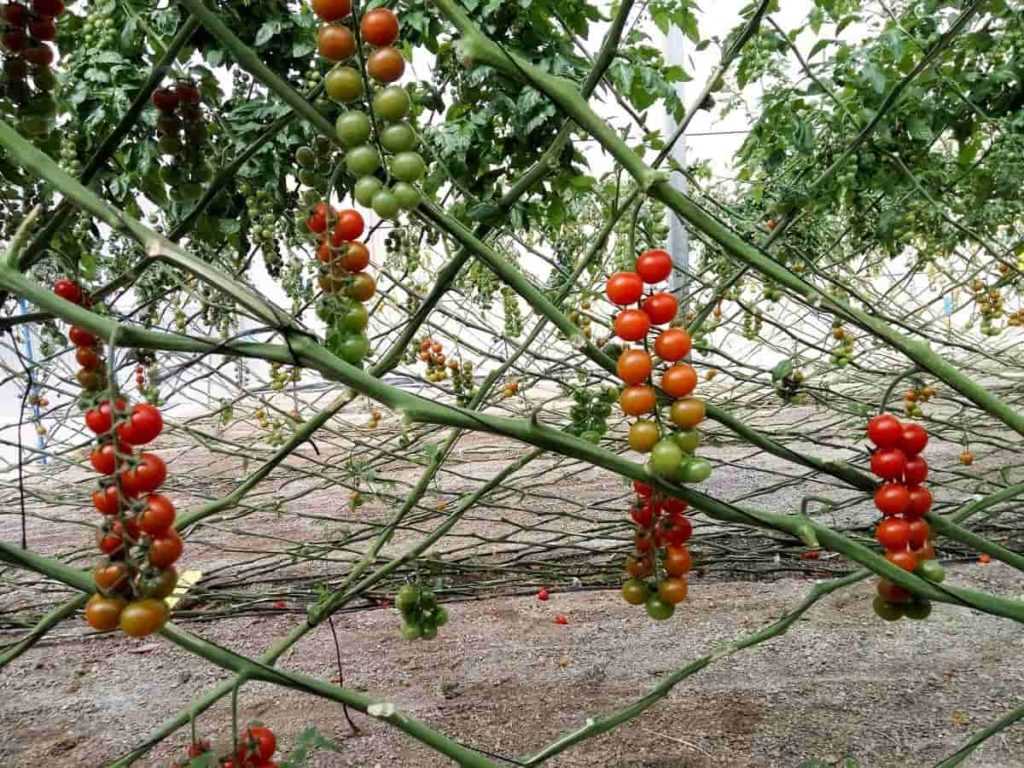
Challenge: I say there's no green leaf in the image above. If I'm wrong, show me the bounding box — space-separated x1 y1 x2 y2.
279 727 342 768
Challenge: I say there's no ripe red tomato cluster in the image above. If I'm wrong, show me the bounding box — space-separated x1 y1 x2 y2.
620 480 693 621
172 724 278 768
56 279 180 638
867 413 944 621
307 204 375 366
1 0 62 123
314 0 403 83
150 79 209 196
607 250 712 485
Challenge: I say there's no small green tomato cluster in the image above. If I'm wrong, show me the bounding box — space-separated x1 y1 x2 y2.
395 583 448 641
567 386 617 444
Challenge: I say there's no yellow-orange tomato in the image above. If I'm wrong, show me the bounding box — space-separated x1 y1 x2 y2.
85 594 126 631
617 348 652 385
119 598 169 638
670 397 705 428
658 576 688 604
625 554 653 578
620 385 656 416
661 363 696 398
663 545 691 576
628 419 660 453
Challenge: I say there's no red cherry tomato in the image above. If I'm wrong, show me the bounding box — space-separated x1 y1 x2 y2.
92 485 121 515
633 480 652 498
96 528 124 556
117 403 163 445
658 515 692 546
90 443 120 475
874 482 910 516
139 493 176 535
360 7 399 46
635 249 672 284
642 292 678 325
886 550 918 572
2 3 29 25
654 328 691 361
606 272 643 305
634 528 655 553
630 503 654 527
907 519 929 549
866 413 902 449
661 364 697 398
904 455 927 486
68 326 97 347
901 423 928 456
662 497 687 515
148 530 183 568
616 348 652 385
332 209 365 244
121 452 167 495
870 448 906 480
151 86 179 112
32 0 64 15
875 517 910 550
237 725 276 764
53 278 83 304
614 309 650 341
877 578 911 604
905 485 932 518
537 588 549 601
306 202 329 234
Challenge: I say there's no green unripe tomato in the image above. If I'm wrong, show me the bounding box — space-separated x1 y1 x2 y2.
650 438 684 478
339 302 369 332
621 578 649 606
379 122 418 153
678 456 712 484
335 110 371 147
372 189 400 219
339 333 369 364
346 145 380 177
674 429 700 453
353 175 383 206
390 151 426 182
194 163 214 183
295 146 316 169
903 599 932 621
158 134 181 154
372 85 411 121
179 182 202 202
400 622 422 640
391 182 421 210
420 623 438 640
872 596 903 622
324 67 363 102
396 584 419 613
916 559 945 583
298 168 319 187
160 165 183 186
33 66 56 91
434 606 449 627
644 594 675 621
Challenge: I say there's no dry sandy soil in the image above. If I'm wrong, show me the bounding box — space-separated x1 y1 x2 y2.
2 404 1024 768
3 563 1024 768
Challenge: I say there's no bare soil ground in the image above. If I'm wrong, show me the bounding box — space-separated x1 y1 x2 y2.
3 563 1024 768
2 405 1023 768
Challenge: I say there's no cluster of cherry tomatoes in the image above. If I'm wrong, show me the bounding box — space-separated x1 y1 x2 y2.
607 249 712 485
621 481 693 620
1 0 62 138
307 204 374 365
395 582 448 640
867 413 944 621
52 279 180 638
172 724 278 768
311 0 425 219
416 336 450 382
151 79 212 203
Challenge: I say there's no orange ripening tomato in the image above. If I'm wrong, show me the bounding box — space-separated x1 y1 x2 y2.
619 385 656 416
614 309 650 341
617 349 652 385
654 327 691 361
661 364 697 398
606 272 643 305
360 7 399 46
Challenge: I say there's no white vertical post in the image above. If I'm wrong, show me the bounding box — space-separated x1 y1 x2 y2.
665 26 689 308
